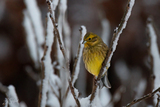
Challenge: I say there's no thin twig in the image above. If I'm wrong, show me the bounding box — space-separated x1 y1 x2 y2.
3 98 9 107
65 26 86 98
0 83 8 94
90 0 135 103
146 17 154 88
25 66 40 82
0 83 19 107
39 13 57 107
156 94 160 107
147 17 160 106
124 87 160 107
49 82 61 106
71 26 86 85
46 1 80 106
38 16 48 107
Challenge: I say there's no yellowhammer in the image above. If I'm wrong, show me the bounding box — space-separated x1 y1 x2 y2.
82 32 111 88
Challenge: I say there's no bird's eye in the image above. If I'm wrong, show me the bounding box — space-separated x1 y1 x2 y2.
88 38 91 40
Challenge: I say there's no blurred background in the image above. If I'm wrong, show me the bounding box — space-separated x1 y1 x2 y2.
0 0 160 107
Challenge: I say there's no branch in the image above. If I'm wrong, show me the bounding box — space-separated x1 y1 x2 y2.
24 0 45 69
58 0 71 59
3 98 9 107
71 26 87 85
38 13 56 107
65 26 87 98
0 83 19 107
46 1 80 106
90 0 135 103
25 66 40 82
0 83 8 94
124 87 160 107
156 94 160 107
23 10 40 69
147 17 160 104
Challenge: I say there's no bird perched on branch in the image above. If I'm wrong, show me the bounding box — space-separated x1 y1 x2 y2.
82 32 111 88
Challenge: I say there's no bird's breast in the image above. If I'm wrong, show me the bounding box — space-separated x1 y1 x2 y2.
83 47 106 76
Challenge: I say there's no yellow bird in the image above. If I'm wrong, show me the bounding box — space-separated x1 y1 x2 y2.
82 32 111 88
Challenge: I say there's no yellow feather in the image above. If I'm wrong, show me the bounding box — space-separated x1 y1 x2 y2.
82 32 111 88
82 32 108 77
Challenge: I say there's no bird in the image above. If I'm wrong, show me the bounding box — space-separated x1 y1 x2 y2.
82 32 111 88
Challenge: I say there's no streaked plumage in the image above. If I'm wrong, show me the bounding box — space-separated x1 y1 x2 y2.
82 32 111 88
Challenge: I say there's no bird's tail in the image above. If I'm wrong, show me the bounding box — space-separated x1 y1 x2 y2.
100 73 111 89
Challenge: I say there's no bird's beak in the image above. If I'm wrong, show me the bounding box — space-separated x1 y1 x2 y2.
82 40 86 44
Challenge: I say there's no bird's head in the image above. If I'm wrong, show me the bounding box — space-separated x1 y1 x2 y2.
82 32 102 48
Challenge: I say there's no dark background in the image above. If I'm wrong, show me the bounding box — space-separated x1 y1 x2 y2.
0 0 160 107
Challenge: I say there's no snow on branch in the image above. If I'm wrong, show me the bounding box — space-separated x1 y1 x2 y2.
39 13 61 107
156 94 160 107
124 87 160 107
46 0 80 106
90 0 135 103
23 10 39 68
3 98 8 107
23 0 45 69
58 0 71 59
71 26 87 85
0 83 19 107
147 17 160 105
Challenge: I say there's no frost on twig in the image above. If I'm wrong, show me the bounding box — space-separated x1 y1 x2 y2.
71 26 87 85
3 98 8 107
90 0 135 103
23 0 45 69
0 83 19 107
39 13 61 107
156 94 160 107
23 10 39 68
124 87 160 107
58 0 71 59
65 26 86 101
46 0 80 106
147 17 160 105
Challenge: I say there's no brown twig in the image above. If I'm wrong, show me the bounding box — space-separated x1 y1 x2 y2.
0 83 19 107
25 66 40 82
49 82 62 107
38 15 49 107
26 10 41 69
156 94 160 107
124 87 160 107
46 1 80 106
146 17 155 89
71 26 85 84
0 83 8 94
38 41 48 107
65 26 86 98
2 98 8 107
90 0 135 103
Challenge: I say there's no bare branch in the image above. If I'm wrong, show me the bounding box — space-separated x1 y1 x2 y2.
38 13 57 107
147 17 160 105
25 66 40 82
46 1 80 106
124 87 160 107
3 98 9 107
0 83 8 94
90 0 135 103
0 83 19 107
156 94 160 107
38 16 48 107
71 26 87 85
65 26 86 99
